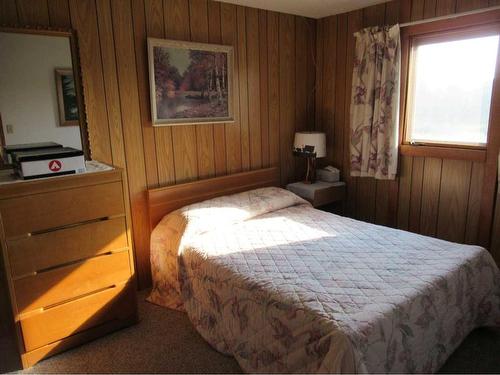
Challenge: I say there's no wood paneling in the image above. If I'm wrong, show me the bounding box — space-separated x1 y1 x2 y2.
47 0 71 27
166 0 199 183
267 11 280 170
278 13 296 185
209 1 227 176
408 157 424 233
419 157 442 236
94 2 135 274
319 16 336 164
246 7 262 170
134 0 161 188
343 10 363 216
333 14 347 181
0 0 18 24
465 163 484 244
220 3 242 175
316 0 500 259
0 0 315 287
315 18 324 137
16 0 49 25
259 10 270 168
237 6 250 172
190 0 215 179
397 156 413 230
69 0 113 165
491 189 500 262
435 0 456 15
294 16 312 180
436 159 472 243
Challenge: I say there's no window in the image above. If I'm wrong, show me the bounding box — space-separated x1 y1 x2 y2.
405 31 499 148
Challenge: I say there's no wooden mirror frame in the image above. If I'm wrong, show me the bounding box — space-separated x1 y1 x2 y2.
0 25 90 161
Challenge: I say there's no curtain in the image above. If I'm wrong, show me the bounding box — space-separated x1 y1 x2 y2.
350 25 400 180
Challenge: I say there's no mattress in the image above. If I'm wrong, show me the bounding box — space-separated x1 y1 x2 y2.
148 187 500 373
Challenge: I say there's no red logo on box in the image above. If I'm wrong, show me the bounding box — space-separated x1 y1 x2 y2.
49 160 62 172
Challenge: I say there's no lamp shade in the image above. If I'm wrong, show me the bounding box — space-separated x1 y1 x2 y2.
293 131 326 158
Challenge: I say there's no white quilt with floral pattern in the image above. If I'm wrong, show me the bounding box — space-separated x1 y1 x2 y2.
148 187 500 373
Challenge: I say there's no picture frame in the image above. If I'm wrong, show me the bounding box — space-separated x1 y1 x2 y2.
54 68 79 127
147 38 234 126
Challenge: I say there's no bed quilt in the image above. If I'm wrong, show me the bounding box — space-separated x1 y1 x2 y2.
148 187 500 373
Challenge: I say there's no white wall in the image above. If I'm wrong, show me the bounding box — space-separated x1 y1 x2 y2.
0 32 82 150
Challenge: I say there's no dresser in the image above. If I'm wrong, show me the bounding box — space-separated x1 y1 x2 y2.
0 164 137 368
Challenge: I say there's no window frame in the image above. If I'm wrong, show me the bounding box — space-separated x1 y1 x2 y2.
400 11 500 162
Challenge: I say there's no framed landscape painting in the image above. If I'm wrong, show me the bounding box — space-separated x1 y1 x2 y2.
147 38 234 126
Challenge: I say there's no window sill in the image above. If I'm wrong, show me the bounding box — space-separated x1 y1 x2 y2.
400 144 486 162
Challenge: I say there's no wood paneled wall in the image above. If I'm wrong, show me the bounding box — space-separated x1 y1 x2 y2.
0 0 316 287
316 0 500 260
2 0 498 287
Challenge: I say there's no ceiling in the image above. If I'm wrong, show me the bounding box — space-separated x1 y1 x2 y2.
215 0 391 19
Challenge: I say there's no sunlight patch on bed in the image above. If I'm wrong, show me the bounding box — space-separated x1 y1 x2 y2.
196 215 335 256
185 206 254 226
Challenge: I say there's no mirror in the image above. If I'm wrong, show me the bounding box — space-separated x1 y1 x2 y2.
0 27 89 167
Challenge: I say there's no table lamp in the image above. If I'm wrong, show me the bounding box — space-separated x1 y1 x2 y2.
293 131 326 184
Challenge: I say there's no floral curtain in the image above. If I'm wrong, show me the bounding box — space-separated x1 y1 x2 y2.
350 25 400 180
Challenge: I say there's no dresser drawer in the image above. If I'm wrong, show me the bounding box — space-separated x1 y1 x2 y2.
14 251 131 314
7 217 128 278
0 181 125 238
20 281 136 352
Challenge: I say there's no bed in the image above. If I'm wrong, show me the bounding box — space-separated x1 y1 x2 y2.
147 168 500 373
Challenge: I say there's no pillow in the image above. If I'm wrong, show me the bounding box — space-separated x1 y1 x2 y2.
179 186 310 236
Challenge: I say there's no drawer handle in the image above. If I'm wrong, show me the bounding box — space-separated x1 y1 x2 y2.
18 284 121 320
28 216 118 237
12 249 128 281
42 284 119 312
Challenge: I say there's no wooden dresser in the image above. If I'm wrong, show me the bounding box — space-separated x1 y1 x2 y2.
0 166 137 368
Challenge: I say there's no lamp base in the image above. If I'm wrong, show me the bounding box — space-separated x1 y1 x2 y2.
303 157 317 184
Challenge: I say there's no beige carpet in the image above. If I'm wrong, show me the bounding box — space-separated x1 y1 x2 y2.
1 290 499 374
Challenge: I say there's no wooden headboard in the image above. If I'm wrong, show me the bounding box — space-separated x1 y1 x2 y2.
147 167 280 229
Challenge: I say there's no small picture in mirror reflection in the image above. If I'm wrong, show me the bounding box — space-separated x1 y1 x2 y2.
55 69 78 126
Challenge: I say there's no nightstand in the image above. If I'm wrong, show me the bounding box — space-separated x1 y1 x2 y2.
286 181 346 207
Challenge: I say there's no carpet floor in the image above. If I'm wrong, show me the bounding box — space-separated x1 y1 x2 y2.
1 290 499 374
